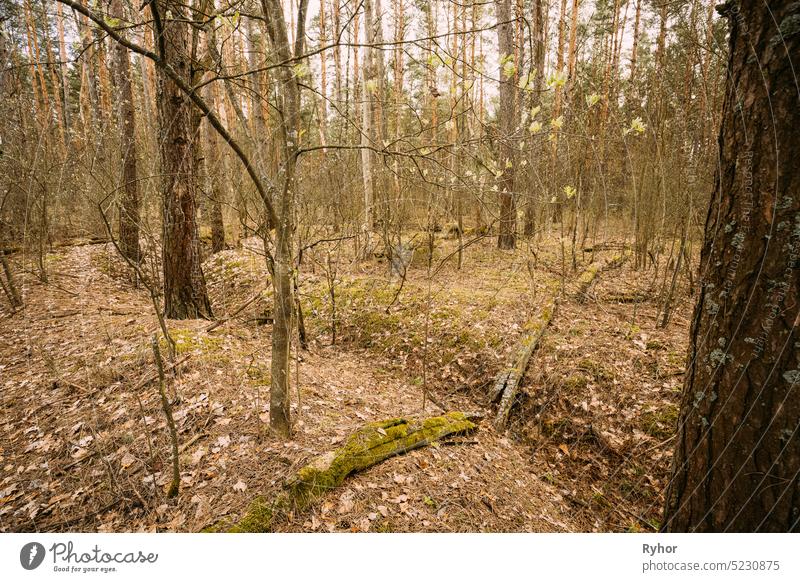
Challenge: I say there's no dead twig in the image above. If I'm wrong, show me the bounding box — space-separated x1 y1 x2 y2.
46 498 122 531
206 287 268 332
132 355 191 391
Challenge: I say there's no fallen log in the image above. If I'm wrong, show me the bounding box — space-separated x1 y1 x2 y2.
575 250 631 303
582 241 630 253
574 262 601 300
216 412 477 533
492 256 615 430
604 290 649 304
2 237 110 256
491 280 559 429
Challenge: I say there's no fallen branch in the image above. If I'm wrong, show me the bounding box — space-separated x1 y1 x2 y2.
52 236 110 249
178 432 207 454
46 498 122 531
98 305 141 316
47 310 81 319
604 291 649 304
206 287 268 332
132 355 191 391
215 412 477 532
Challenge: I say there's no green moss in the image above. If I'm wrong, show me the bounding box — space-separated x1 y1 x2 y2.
89 252 114 276
577 263 600 286
646 339 665 350
577 358 614 382
409 244 443 268
226 496 284 533
563 374 588 391
286 413 476 510
640 405 679 439
667 351 685 366
223 412 476 533
245 363 271 385
164 329 223 355
542 418 571 437
45 253 66 267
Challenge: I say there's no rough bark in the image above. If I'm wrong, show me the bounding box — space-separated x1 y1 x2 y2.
524 0 546 237
662 0 800 532
360 0 377 234
1 253 23 309
155 0 213 320
576 250 630 303
205 83 227 254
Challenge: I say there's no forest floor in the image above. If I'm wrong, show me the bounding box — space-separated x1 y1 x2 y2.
0 231 692 532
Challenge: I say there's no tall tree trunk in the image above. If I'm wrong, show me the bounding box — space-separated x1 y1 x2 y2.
261 0 307 438
207 82 227 254
38 0 66 149
74 2 102 138
566 0 580 97
391 0 405 204
155 0 213 320
662 0 800 532
110 0 139 264
360 0 377 234
56 2 71 135
332 0 342 124
495 0 516 249
318 0 329 146
524 0 546 236
629 0 642 94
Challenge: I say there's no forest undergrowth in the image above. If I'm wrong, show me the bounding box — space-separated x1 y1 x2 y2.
0 231 691 532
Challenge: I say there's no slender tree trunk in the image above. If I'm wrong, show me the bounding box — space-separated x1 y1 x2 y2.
566 0 580 96
261 0 307 438
38 0 66 149
55 2 71 135
496 0 516 249
524 0 545 236
332 0 342 118
207 82 227 254
360 0 376 235
110 0 140 264
74 1 102 142
662 0 800 532
392 0 405 204
629 0 642 93
319 0 329 146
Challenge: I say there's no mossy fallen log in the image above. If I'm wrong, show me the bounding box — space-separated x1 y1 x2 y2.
490 283 559 429
492 256 616 429
574 262 601 300
217 412 477 532
575 250 631 303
